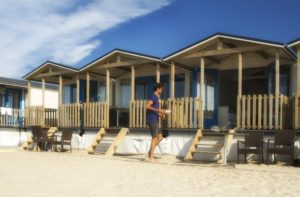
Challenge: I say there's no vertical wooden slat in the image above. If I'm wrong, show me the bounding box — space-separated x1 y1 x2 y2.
170 62 175 99
263 95 268 129
237 53 243 128
258 95 262 129
247 95 251 129
269 94 273 129
275 50 280 129
252 95 257 129
241 95 246 129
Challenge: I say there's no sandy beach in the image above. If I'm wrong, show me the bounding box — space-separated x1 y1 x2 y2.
0 149 299 197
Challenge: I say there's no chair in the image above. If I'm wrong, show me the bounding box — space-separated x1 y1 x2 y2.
53 128 73 152
267 130 295 165
237 131 264 164
40 127 58 151
31 126 42 151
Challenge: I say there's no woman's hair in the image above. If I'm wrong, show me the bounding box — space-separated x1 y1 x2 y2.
153 83 163 92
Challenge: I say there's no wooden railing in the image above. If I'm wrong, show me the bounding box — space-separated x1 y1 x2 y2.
130 97 203 129
237 94 291 130
59 103 81 128
0 107 25 127
83 101 108 128
26 106 57 127
59 102 109 128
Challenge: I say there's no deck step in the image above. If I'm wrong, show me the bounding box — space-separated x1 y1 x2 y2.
87 128 129 156
192 150 221 154
197 143 224 147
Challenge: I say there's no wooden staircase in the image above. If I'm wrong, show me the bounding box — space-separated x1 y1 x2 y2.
185 129 235 164
87 128 129 156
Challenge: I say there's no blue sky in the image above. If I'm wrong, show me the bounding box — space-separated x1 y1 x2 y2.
1 0 300 78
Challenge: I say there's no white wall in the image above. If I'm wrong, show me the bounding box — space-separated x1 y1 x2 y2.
30 88 58 108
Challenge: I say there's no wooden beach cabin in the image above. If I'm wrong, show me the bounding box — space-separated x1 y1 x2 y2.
287 39 300 129
0 76 57 128
163 33 296 131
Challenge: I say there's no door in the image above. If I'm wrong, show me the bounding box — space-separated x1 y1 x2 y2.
193 69 219 128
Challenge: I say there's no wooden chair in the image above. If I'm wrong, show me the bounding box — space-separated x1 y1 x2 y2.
31 126 42 151
237 131 264 164
53 128 74 152
267 130 295 165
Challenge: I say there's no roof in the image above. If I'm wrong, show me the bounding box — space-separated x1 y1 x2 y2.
23 61 78 79
0 76 57 90
80 48 161 72
287 38 300 49
163 32 294 61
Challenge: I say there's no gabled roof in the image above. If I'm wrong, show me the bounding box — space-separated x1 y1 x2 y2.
163 32 293 61
23 61 78 79
287 38 300 49
80 48 161 72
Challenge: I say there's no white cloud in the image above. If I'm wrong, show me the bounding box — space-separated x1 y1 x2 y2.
0 0 172 78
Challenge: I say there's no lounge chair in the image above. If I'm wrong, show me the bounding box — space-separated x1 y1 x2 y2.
237 131 264 164
31 126 42 151
52 128 73 152
267 130 295 165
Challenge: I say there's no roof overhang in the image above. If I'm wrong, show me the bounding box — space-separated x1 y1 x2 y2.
80 49 161 72
163 33 295 61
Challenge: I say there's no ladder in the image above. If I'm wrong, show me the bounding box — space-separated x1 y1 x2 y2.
185 129 235 164
87 128 129 156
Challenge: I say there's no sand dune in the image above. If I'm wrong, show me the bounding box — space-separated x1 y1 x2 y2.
0 150 299 197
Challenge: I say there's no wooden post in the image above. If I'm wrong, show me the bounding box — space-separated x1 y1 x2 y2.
86 71 90 103
156 63 160 83
275 49 280 129
237 53 243 128
106 69 110 127
41 77 45 127
58 75 63 127
170 61 175 99
131 66 135 101
295 47 300 129
42 77 45 108
76 74 80 103
58 75 63 106
200 58 205 129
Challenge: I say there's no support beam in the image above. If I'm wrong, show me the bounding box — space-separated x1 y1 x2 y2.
106 69 110 127
58 75 63 106
170 61 175 99
76 74 80 103
156 63 160 83
200 58 205 100
275 49 280 129
131 66 135 100
184 45 268 58
106 69 110 105
295 47 300 129
42 78 45 108
86 72 90 103
237 53 243 128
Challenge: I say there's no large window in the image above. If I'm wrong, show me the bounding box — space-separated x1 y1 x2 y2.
197 74 215 111
120 80 130 108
